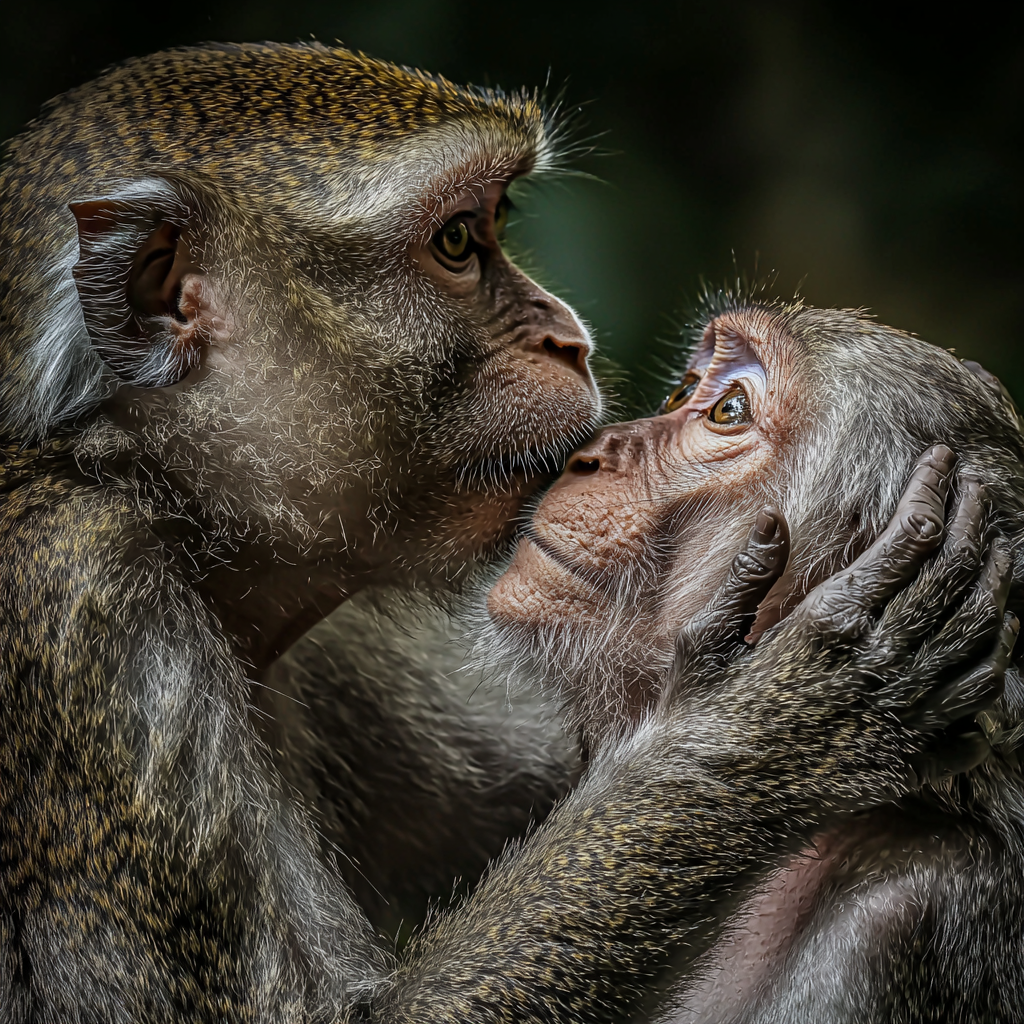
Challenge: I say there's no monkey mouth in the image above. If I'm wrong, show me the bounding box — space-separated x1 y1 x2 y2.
492 532 605 616
521 531 573 572
519 528 596 586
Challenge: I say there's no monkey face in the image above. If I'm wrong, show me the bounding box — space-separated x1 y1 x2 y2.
483 307 795 736
9 46 607 620
489 307 796 622
484 299 1024 744
226 172 602 578
392 177 600 493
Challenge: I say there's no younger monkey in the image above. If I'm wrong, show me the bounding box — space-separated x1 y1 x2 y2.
485 299 1024 1022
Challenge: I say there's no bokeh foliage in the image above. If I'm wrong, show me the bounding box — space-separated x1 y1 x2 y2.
3 1 1023 408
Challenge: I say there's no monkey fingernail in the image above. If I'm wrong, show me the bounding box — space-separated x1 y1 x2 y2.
926 444 956 471
753 508 778 542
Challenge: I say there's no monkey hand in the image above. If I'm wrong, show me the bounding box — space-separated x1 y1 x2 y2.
665 444 1016 808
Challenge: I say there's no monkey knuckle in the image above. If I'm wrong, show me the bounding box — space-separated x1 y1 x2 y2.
948 533 982 565
811 610 855 644
731 550 770 580
896 509 943 547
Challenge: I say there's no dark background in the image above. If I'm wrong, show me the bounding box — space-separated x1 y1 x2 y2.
3 2 1023 407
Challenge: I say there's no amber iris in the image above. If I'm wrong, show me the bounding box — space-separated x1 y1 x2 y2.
437 219 471 260
709 386 750 425
662 372 701 413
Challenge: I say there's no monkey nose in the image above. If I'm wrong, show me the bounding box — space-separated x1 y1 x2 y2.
542 334 590 376
517 287 594 382
566 421 649 475
568 453 601 474
567 432 615 474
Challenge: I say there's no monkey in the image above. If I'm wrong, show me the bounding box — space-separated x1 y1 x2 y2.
481 296 1024 1022
0 41 1008 1020
0 40 608 1016
0 39 601 959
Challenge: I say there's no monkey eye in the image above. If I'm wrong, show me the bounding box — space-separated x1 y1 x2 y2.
660 372 701 413
493 194 511 240
708 386 751 426
433 218 474 264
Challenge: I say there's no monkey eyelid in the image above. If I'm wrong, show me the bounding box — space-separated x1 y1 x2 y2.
689 376 760 418
415 170 521 240
431 249 480 274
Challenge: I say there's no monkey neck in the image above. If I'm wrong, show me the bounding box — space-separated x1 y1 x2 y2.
193 553 362 676
70 417 382 674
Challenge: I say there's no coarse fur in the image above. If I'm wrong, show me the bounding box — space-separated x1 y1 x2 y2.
0 44 1009 1023
0 43 602 1020
673 302 1024 1024
258 589 578 941
0 44 558 439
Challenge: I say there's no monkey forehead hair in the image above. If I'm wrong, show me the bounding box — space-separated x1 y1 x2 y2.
0 43 560 439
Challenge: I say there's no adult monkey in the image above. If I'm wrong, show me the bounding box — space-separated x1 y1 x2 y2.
485 298 1024 1022
0 43 1006 1022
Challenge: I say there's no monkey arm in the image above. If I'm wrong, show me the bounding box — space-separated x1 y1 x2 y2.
0 483 390 1018
1 461 1004 1022
373 448 1014 1024
260 593 577 939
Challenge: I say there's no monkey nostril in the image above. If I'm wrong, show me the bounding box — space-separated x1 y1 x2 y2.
543 336 583 370
569 456 600 474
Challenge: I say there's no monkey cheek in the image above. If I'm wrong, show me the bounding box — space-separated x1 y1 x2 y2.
429 484 537 562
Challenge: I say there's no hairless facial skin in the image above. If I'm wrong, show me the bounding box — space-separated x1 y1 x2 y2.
485 299 1024 1022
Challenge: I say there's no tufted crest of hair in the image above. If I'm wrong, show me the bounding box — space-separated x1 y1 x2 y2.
0 43 555 440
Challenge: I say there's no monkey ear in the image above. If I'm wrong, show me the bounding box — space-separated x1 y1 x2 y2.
70 190 222 387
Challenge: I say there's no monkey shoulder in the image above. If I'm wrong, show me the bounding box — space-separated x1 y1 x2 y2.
2 476 165 616
0 464 219 722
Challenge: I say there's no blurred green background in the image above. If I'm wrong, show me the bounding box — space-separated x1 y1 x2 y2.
3 2 1022 407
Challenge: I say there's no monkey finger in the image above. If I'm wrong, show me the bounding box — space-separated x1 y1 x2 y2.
676 507 790 656
909 537 1013 682
907 729 993 788
874 475 986 652
899 612 1016 731
795 446 955 642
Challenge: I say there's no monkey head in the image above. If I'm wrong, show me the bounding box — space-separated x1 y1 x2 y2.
0 45 602 665
485 301 1024 746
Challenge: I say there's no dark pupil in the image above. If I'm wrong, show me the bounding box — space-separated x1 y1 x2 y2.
447 224 463 245
679 381 698 401
718 393 746 421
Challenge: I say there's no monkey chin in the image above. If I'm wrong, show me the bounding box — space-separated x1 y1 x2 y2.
439 485 540 563
486 536 603 627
